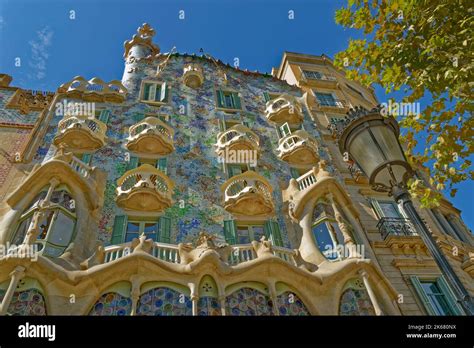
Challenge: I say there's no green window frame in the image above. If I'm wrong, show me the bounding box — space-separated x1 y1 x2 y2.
126 155 139 171
111 215 172 244
264 219 284 247
410 276 462 315
142 82 168 103
223 220 237 245
98 110 111 124
156 158 168 175
216 90 242 110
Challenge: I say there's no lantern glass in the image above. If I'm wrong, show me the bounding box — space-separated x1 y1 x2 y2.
348 128 385 177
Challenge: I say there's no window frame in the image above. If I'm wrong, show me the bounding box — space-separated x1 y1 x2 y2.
139 80 169 105
235 224 266 245
215 89 243 112
124 219 160 243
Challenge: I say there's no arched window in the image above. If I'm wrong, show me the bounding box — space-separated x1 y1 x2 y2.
275 283 310 315
0 278 47 316
136 283 192 316
311 201 345 260
339 278 375 316
88 282 132 316
225 284 274 316
10 185 76 258
197 275 220 316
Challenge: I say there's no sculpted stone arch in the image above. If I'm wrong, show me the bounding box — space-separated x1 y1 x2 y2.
88 281 132 316
275 282 311 315
224 281 273 316
136 281 192 316
0 277 47 315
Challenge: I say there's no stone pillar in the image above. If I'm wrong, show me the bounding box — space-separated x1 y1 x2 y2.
359 270 383 315
130 280 141 316
218 296 227 316
44 177 60 203
328 193 358 258
298 201 327 265
267 282 280 316
191 294 199 316
0 266 26 315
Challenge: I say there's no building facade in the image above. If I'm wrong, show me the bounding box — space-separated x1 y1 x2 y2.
0 24 472 316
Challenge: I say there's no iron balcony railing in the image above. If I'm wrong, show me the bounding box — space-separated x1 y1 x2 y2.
377 217 418 240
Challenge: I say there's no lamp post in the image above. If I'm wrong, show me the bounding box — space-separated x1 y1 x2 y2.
332 106 474 315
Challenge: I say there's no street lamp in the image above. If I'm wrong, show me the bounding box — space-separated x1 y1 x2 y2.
334 106 474 315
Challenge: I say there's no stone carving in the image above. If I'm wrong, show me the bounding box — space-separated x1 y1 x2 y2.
178 232 232 264
293 249 318 272
6 88 54 114
80 242 105 270
123 23 160 59
251 236 273 257
131 233 154 254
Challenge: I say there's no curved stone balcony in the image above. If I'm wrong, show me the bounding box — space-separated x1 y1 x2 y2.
126 117 174 156
277 130 319 166
183 63 204 88
215 124 260 154
116 164 174 212
265 95 303 125
53 115 107 151
57 76 128 103
221 171 274 217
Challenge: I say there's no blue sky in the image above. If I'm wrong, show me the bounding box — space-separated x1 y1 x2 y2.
0 0 472 229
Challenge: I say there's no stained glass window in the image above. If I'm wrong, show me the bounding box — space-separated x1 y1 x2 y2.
0 288 47 316
276 291 310 316
136 287 192 316
339 279 376 316
197 297 221 316
89 292 132 316
225 287 274 316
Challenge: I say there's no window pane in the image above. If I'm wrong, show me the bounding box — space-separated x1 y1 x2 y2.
144 223 158 241
237 227 251 244
47 211 75 247
378 202 401 218
224 93 233 108
38 211 55 240
125 222 141 242
312 222 337 260
315 92 336 106
12 216 33 245
421 282 453 315
51 190 75 213
252 226 265 242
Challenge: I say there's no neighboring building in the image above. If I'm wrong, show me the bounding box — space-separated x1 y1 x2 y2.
0 24 472 316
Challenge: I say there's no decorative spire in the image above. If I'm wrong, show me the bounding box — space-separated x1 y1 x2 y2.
123 23 160 59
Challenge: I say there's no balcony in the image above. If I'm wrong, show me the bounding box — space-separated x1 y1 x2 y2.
103 241 297 267
57 76 128 103
265 95 304 125
53 115 107 152
215 124 260 155
377 217 418 240
277 130 319 166
126 117 174 156
182 63 204 88
116 164 174 212
221 171 274 217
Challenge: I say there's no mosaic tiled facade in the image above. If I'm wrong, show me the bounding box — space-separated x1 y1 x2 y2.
0 24 472 316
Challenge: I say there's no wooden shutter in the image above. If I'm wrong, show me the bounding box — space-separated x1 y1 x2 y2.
148 84 157 101
290 167 300 179
156 158 168 174
143 83 151 100
223 220 237 245
98 110 111 124
111 215 127 244
242 120 251 128
436 276 463 315
159 82 168 102
265 220 283 246
218 117 226 132
232 92 241 109
133 113 145 123
409 276 436 315
263 92 271 103
127 156 139 171
216 90 224 108
82 153 92 165
158 216 171 243
228 164 242 178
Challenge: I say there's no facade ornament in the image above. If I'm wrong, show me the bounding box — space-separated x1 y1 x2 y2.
316 160 331 179
251 236 273 257
80 242 105 270
293 249 318 272
131 233 154 254
123 23 160 59
178 232 232 265
5 88 54 114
